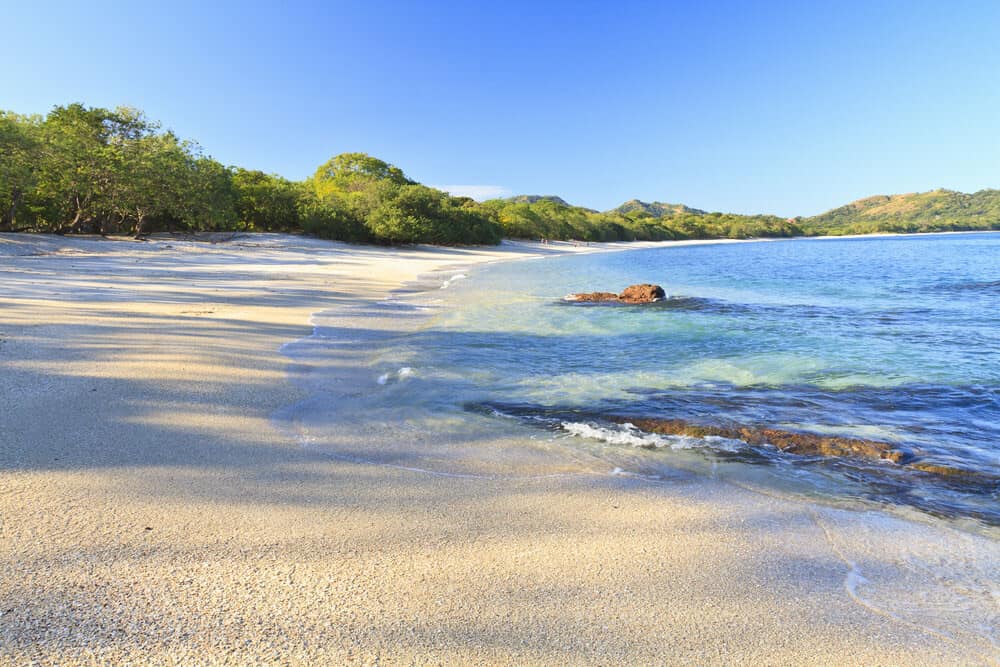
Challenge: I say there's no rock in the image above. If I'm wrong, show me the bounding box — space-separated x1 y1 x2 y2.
565 292 620 302
911 462 962 476
615 417 911 463
616 416 1000 491
881 449 909 464
910 461 997 482
619 284 665 303
565 284 665 304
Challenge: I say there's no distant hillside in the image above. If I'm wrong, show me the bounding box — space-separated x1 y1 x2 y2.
4 102 997 244
506 195 574 207
417 184 1000 241
801 189 1000 235
486 188 1000 242
479 193 798 242
610 199 707 217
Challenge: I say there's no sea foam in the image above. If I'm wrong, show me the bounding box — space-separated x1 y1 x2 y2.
561 421 743 451
440 273 467 289
378 367 417 385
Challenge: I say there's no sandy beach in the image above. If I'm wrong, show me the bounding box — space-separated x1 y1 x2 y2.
1 233 996 666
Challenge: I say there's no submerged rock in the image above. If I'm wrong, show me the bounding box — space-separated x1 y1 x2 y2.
566 284 665 304
908 461 1000 488
567 291 620 303
604 416 1000 493
614 417 911 463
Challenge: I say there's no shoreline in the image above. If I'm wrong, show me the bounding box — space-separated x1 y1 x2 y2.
1 233 996 664
277 233 1000 571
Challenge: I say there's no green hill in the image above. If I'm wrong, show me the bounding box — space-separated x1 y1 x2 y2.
480 195 799 241
505 195 574 207
610 199 707 217
3 103 999 245
800 189 1000 235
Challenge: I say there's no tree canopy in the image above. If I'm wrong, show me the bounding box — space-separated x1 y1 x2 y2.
0 104 501 244
2 103 998 244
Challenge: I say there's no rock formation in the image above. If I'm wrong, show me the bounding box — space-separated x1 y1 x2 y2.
619 284 666 303
566 284 665 304
567 291 620 303
611 416 1000 489
616 417 909 463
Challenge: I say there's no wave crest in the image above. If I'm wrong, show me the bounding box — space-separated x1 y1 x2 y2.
561 420 744 451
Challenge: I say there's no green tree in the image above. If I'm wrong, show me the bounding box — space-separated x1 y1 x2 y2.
0 112 41 230
232 169 301 231
114 132 193 236
312 152 410 197
298 188 369 242
34 104 119 232
183 157 238 231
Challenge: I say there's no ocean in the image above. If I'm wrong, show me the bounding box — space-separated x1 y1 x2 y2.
279 233 1000 529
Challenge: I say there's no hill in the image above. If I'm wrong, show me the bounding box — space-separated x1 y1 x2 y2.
801 189 1000 235
3 103 998 244
505 195 575 207
480 194 798 241
610 199 707 217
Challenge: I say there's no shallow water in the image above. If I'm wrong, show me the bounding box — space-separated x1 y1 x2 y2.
273 234 1000 653
286 233 1000 526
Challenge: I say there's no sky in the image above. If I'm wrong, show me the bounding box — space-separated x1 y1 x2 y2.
5 0 1000 216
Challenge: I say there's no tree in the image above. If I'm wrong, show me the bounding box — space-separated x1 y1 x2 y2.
35 104 125 233
232 169 301 231
311 152 410 197
298 187 369 242
363 182 501 245
115 132 192 236
0 112 41 230
184 157 238 231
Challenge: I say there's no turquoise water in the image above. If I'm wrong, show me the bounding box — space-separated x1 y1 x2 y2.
375 233 1000 525
270 233 1000 648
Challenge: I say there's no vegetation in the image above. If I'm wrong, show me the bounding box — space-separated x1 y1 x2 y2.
1 106 240 235
2 103 999 245
485 190 1000 242
797 189 1000 236
0 104 501 244
480 198 801 241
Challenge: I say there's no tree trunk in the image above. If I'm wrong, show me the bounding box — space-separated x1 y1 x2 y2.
1 188 23 231
56 210 83 235
56 195 88 235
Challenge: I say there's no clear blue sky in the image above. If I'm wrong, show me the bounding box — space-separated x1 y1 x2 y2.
5 1 999 215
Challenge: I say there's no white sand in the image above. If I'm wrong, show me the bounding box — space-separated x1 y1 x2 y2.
1 233 996 666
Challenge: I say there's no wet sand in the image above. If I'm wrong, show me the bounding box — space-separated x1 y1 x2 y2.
1 233 995 665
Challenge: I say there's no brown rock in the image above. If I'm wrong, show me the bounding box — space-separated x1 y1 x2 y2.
566 284 666 304
907 461 1000 491
911 462 962 476
609 416 1000 491
910 461 996 481
567 292 621 302
881 449 909 464
619 284 666 303
616 417 909 463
